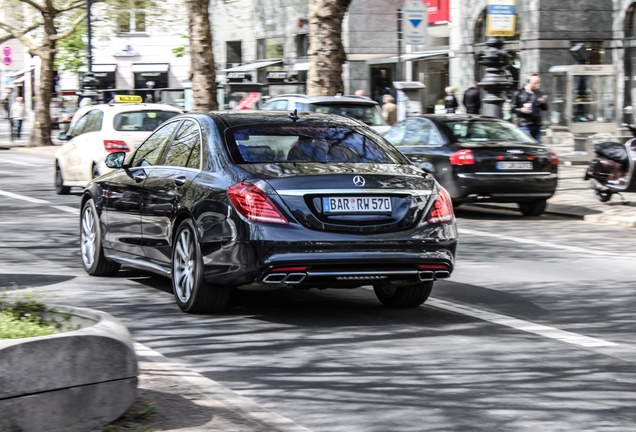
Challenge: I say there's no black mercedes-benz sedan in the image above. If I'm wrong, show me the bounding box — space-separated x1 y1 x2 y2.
80 111 457 313
383 115 559 216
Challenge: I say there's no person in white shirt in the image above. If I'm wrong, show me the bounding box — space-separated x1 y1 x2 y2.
9 97 25 139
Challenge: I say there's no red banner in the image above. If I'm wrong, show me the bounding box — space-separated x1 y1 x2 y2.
425 0 449 23
233 92 262 110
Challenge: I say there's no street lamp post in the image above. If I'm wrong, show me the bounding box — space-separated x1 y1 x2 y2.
80 0 100 102
477 36 512 119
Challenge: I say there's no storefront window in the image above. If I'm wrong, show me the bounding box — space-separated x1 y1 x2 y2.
624 4 636 118
550 74 567 126
571 75 615 123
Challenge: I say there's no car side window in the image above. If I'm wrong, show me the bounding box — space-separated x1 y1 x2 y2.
131 121 180 168
163 120 201 168
264 100 288 110
69 113 91 138
401 119 438 146
383 120 410 145
83 110 104 133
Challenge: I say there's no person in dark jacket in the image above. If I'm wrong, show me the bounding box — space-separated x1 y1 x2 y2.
444 86 458 114
512 73 548 142
463 81 481 114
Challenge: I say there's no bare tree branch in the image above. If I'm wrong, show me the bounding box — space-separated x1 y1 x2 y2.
50 11 86 40
55 0 85 13
17 0 45 12
0 21 40 50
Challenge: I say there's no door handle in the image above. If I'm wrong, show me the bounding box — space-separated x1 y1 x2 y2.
174 176 187 186
133 172 147 183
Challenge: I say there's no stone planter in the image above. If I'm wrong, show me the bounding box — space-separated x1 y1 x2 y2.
0 305 138 432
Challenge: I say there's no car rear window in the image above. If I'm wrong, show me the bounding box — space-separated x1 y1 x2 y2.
444 120 536 143
228 126 408 164
307 103 385 126
113 111 179 132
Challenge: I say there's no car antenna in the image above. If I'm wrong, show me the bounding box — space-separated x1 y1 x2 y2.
288 109 299 122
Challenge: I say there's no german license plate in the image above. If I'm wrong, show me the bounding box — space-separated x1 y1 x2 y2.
496 161 533 170
323 197 392 213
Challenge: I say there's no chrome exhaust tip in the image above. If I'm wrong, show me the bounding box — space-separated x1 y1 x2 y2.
284 273 307 284
435 270 450 279
263 273 286 284
418 271 435 282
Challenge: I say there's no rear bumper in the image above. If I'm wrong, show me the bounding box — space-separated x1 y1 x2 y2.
452 172 558 203
201 240 456 288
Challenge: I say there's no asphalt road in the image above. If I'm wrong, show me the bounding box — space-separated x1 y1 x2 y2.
2 149 636 432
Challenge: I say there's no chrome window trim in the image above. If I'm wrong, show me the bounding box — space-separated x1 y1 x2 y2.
276 189 432 196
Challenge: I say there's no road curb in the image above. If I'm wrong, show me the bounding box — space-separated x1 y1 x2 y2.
134 342 313 432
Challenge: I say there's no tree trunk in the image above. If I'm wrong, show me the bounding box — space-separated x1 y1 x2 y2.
29 43 55 147
307 0 352 96
184 0 218 111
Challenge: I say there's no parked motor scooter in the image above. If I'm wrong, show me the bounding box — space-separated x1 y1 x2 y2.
584 123 636 202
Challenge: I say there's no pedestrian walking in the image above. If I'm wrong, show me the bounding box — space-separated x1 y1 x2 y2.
382 94 397 126
444 87 458 114
9 97 25 139
512 73 548 142
1 97 9 119
463 81 481 114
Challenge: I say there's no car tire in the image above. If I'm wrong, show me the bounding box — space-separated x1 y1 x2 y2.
373 281 433 307
55 162 71 195
91 164 100 179
172 219 232 313
80 198 121 276
518 199 547 217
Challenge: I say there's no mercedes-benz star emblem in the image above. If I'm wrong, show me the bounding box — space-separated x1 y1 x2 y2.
353 175 366 187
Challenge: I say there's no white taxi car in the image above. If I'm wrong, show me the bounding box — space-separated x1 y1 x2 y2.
54 95 183 194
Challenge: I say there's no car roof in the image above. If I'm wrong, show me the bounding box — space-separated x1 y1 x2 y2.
205 110 369 129
268 94 379 105
418 114 503 123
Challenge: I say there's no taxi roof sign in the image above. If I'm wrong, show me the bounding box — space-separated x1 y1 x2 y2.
114 95 143 103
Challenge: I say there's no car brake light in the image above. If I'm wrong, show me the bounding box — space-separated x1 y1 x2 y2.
549 149 559 165
104 140 129 153
227 182 289 224
427 187 454 224
450 149 475 165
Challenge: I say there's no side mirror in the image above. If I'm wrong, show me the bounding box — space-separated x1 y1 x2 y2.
105 151 127 169
58 132 68 141
624 106 634 116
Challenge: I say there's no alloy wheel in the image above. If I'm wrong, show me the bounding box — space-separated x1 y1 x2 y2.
174 229 195 303
80 205 97 267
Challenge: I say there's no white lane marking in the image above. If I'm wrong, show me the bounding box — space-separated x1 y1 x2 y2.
459 228 628 258
134 342 313 432
0 158 40 167
51 205 79 215
0 189 51 204
428 298 618 348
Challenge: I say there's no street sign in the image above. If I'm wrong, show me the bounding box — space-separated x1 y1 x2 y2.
2 46 11 57
233 92 262 110
2 57 11 66
403 0 428 45
486 0 516 37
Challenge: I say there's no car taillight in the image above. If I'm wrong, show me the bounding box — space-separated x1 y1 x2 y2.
450 149 475 165
227 182 289 225
104 140 129 153
549 149 559 165
427 187 454 224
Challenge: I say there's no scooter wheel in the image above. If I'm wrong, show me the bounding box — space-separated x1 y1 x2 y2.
595 189 612 203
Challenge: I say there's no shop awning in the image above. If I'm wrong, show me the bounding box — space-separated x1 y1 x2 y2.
8 67 35 78
131 64 170 73
293 62 309 71
366 50 449 65
92 64 117 73
221 60 283 72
